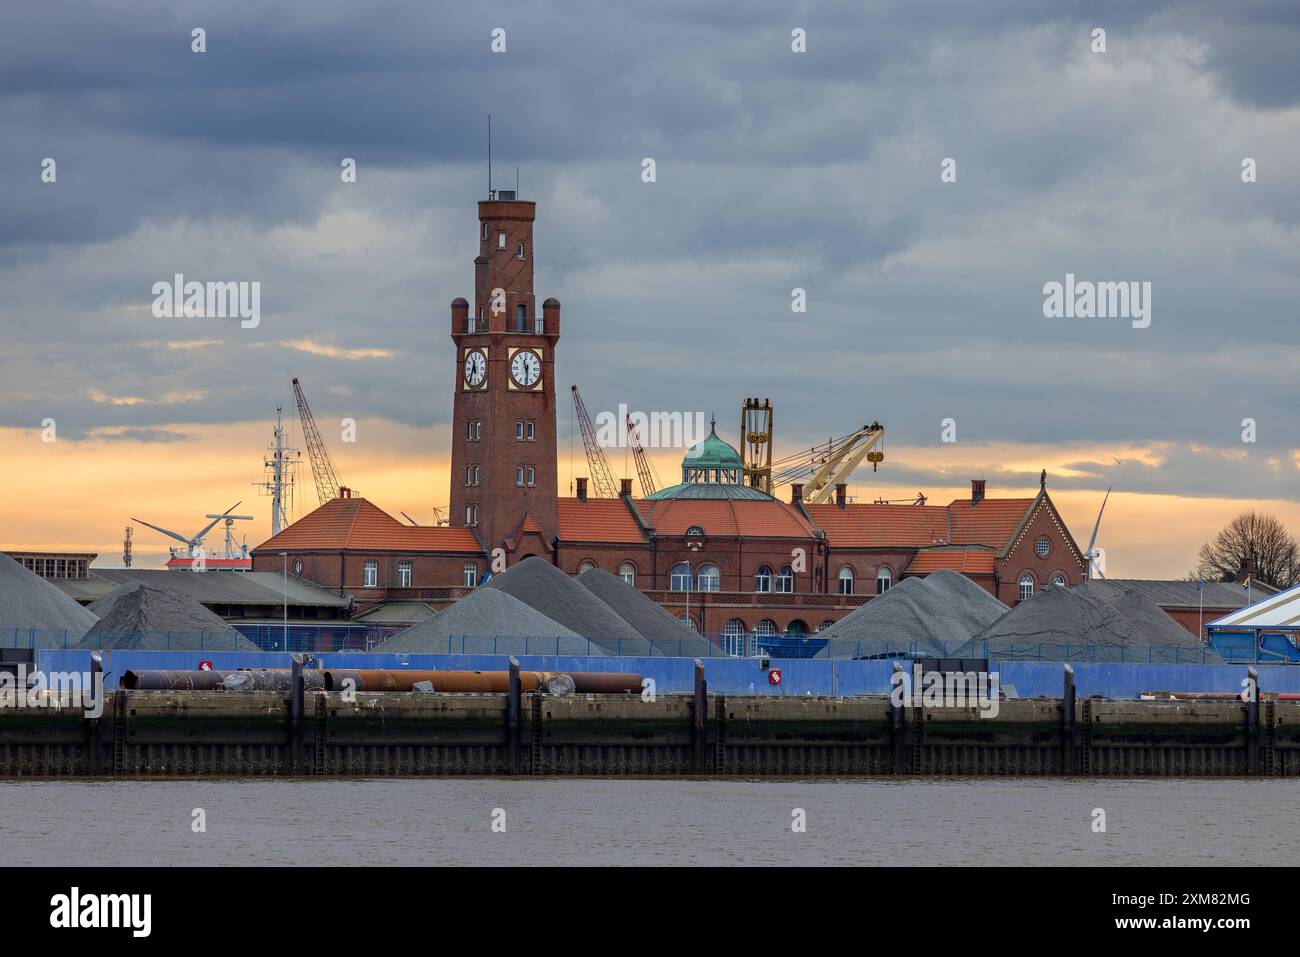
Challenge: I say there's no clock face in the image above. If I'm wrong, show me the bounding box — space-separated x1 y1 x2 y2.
463 350 486 387
510 350 541 388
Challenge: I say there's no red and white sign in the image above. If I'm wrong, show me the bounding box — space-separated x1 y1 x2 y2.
198 660 214 672
768 669 782 686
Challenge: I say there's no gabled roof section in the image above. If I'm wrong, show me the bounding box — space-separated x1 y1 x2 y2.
945 496 1036 549
906 547 996 575
636 498 816 538
805 503 948 549
557 497 648 544
253 494 482 554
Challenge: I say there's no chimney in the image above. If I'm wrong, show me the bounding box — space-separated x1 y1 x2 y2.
339 487 352 500
791 483 804 505
971 479 985 506
576 477 588 502
1239 557 1256 581
619 478 633 498
834 483 847 508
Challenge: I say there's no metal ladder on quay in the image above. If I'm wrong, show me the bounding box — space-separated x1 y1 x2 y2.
910 704 924 774
312 694 327 774
1261 699 1277 776
112 692 127 775
714 695 726 774
1080 698 1093 775
530 696 543 774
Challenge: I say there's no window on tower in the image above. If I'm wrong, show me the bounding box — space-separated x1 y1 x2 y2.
516 466 525 486
481 223 489 240
515 304 526 332
527 466 536 486
516 421 525 441
466 505 478 526
497 232 506 249
526 421 535 441
516 242 526 260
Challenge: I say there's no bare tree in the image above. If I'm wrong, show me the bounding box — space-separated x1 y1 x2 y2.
1194 511 1299 590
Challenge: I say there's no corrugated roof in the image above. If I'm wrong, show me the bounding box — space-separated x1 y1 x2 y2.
1208 581 1300 629
1110 578 1278 611
52 569 349 607
253 494 482 554
637 498 815 538
907 548 996 574
557 498 647 544
805 503 949 548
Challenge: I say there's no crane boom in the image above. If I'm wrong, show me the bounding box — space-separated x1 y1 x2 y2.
626 415 662 497
292 377 344 505
571 385 619 499
771 422 885 504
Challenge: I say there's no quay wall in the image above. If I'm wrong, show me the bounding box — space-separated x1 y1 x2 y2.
2 690 1298 778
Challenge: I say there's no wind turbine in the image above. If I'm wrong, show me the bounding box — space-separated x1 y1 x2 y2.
131 502 245 560
1084 487 1110 580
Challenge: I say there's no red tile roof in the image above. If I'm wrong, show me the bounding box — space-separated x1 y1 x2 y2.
906 549 996 574
636 498 815 538
557 498 646 544
254 495 482 553
945 497 1035 548
805 503 948 548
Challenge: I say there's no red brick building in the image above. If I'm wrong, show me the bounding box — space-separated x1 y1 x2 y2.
252 193 1088 638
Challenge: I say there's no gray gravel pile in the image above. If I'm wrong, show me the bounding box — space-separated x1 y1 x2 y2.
77 582 260 651
964 583 1217 662
815 570 1009 659
485 559 650 655
577 568 715 657
374 587 596 655
0 552 98 646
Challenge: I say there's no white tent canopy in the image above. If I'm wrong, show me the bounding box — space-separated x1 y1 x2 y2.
1208 582 1300 630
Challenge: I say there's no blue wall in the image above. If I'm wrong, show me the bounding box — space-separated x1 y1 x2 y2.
32 649 1300 699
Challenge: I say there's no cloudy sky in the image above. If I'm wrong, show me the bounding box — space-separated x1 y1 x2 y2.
1 0 1298 575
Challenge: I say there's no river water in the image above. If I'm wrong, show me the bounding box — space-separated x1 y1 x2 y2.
1 777 1294 866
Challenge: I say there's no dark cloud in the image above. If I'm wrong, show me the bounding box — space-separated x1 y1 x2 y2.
0 0 1297 501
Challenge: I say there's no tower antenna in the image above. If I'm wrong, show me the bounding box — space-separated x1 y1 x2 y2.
487 114 493 198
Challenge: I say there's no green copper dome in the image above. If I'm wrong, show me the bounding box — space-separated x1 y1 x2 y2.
644 417 773 500
682 419 743 472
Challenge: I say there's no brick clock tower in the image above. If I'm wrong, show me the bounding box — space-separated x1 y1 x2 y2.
449 192 561 556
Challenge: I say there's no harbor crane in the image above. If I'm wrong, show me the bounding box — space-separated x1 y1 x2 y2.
770 422 886 504
131 502 246 560
626 414 662 497
571 384 619 499
293 377 345 505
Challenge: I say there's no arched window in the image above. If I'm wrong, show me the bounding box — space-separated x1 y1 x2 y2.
578 559 597 574
723 618 747 657
754 564 772 593
1050 573 1066 588
754 619 778 638
697 563 720 592
837 565 855 595
817 619 835 632
678 613 697 631
618 562 636 586
785 619 808 637
670 562 692 591
876 566 892 594
1019 572 1035 601
776 565 794 593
